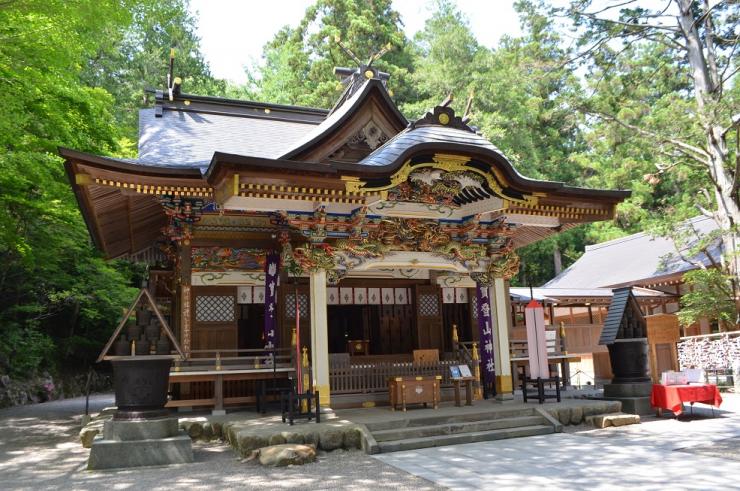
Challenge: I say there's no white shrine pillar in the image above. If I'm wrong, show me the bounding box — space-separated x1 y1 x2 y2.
309 269 331 406
489 277 513 399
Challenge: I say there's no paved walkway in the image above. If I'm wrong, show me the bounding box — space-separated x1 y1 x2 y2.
374 394 740 490
0 394 441 490
1 393 738 490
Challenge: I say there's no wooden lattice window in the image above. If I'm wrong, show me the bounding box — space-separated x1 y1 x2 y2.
195 295 235 322
471 294 478 319
285 293 309 319
418 293 439 317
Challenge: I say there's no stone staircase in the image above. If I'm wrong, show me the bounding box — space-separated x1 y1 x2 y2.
364 407 558 453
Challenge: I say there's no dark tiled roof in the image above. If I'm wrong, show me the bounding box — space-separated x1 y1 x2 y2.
138 108 319 170
357 125 509 167
599 288 631 345
544 215 721 289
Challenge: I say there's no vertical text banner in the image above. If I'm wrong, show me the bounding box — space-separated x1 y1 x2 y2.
475 283 495 388
525 299 549 379
264 251 280 354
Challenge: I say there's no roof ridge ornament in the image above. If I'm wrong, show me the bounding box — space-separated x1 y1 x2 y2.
410 104 477 133
330 36 393 113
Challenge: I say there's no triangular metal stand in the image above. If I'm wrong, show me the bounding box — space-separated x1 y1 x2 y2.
97 288 185 362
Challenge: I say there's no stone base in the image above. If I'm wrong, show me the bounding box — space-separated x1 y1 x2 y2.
88 433 193 470
604 382 652 398
616 397 653 415
103 418 179 441
602 382 653 415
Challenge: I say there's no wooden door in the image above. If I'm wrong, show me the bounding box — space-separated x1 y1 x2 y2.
191 286 238 354
415 285 443 351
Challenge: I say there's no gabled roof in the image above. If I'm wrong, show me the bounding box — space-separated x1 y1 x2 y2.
137 91 327 170
544 216 721 289
279 78 407 161
599 287 645 345
509 286 672 305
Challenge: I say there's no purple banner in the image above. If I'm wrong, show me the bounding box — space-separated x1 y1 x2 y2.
475 283 495 387
264 251 280 353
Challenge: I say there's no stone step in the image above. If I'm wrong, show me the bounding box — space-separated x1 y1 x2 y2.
364 407 537 432
377 424 554 453
372 415 547 442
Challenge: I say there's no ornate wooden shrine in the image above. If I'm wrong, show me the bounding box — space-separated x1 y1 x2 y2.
62 60 629 408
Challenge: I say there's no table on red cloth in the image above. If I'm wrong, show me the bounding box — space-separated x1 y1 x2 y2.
650 383 722 415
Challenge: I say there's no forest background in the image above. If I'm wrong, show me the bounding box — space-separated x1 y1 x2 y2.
0 0 737 385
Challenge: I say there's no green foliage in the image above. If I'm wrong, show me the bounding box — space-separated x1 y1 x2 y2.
0 1 200 377
678 269 737 329
253 0 414 108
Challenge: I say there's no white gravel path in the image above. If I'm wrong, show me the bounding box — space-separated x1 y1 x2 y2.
0 394 445 491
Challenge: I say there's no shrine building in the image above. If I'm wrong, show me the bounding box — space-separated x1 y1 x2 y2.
61 63 629 409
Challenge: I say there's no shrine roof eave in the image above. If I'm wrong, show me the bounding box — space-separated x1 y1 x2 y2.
59 147 204 178
60 147 208 259
204 152 338 183
341 136 631 202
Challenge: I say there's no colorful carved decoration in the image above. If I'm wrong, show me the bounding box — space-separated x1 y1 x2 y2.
488 251 521 280
387 169 487 206
191 247 265 271
281 241 336 275
369 217 451 252
160 195 204 244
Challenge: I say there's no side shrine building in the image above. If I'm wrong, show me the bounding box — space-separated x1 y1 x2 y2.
62 65 629 409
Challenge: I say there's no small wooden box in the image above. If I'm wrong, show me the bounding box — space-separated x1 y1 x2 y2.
388 375 441 411
347 339 370 356
413 349 439 364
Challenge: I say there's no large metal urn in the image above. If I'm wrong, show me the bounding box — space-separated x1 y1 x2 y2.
111 357 173 420
97 288 185 421
607 338 650 384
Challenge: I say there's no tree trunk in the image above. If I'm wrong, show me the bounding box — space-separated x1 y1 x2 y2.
676 0 740 310
553 244 563 276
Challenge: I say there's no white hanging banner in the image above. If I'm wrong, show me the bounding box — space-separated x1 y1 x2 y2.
442 287 455 304
394 288 408 305
253 286 266 304
525 300 550 379
340 287 353 305
368 288 381 305
327 287 339 305
237 286 252 304
353 288 368 305
381 288 395 305
455 288 469 304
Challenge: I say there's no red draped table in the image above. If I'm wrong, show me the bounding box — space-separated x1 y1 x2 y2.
650 383 722 416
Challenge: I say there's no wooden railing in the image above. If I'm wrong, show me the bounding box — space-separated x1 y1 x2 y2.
329 357 459 394
176 348 293 372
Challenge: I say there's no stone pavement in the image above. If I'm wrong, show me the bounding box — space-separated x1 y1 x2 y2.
0 394 441 490
374 393 740 490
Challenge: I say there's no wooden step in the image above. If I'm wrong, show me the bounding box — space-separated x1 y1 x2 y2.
372 415 546 442
376 424 554 453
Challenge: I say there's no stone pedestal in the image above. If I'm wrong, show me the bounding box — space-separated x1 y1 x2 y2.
603 381 653 415
88 418 193 470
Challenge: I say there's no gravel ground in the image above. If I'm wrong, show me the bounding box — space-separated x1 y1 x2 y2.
0 394 444 491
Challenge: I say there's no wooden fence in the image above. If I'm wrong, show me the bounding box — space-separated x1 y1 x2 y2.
329 357 459 394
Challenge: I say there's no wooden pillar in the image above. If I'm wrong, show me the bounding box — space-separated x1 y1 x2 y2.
179 242 192 357
309 269 330 407
490 278 513 400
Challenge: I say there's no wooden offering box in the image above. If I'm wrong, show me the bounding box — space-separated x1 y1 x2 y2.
388 375 442 411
